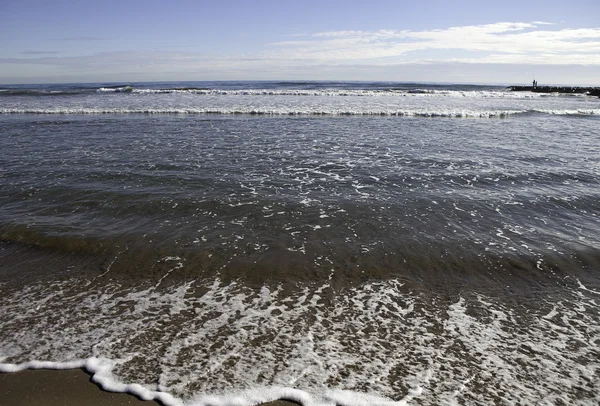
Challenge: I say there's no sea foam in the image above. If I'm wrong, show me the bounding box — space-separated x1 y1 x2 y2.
1 273 599 406
3 107 598 117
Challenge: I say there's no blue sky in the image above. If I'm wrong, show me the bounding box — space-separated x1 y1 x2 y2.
1 0 599 84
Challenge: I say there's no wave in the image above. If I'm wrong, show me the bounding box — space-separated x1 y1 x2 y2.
13 356 459 406
0 358 182 406
1 272 599 406
91 87 570 99
405 88 586 98
3 86 593 100
96 86 134 93
2 107 599 117
0 357 412 406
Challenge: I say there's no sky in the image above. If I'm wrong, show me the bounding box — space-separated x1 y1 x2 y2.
1 0 599 85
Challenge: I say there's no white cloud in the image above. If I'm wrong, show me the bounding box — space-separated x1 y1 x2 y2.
266 22 600 65
1 21 599 83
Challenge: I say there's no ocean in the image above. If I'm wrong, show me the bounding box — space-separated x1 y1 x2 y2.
0 81 599 405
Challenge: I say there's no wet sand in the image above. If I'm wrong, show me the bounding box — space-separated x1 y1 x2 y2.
0 369 298 406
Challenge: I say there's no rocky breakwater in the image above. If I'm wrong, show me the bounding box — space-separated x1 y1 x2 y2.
509 86 600 97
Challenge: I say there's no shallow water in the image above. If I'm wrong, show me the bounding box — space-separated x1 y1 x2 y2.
1 82 599 405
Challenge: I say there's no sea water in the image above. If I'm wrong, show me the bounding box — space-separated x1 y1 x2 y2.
0 81 599 405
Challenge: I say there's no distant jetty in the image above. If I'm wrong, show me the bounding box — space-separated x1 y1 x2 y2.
509 86 600 97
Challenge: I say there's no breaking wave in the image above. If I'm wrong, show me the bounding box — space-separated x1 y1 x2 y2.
1 274 598 406
2 107 599 117
92 87 581 99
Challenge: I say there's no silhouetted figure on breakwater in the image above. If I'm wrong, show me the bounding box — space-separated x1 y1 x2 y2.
532 80 537 89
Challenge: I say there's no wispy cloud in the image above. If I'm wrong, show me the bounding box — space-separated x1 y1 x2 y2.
267 22 600 65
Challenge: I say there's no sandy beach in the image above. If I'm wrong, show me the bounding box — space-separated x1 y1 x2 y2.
0 369 298 406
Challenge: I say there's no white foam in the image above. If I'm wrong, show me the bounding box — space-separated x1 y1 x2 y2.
87 87 590 100
0 359 86 372
0 358 183 405
97 86 133 93
576 279 600 295
0 358 416 406
4 83 600 124
1 275 599 405
3 106 599 117
0 107 531 117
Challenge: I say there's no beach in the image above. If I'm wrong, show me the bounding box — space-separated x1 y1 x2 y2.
0 369 161 406
0 369 298 406
1 81 599 405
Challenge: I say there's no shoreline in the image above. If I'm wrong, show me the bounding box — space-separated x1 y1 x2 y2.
508 85 600 97
0 369 299 406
